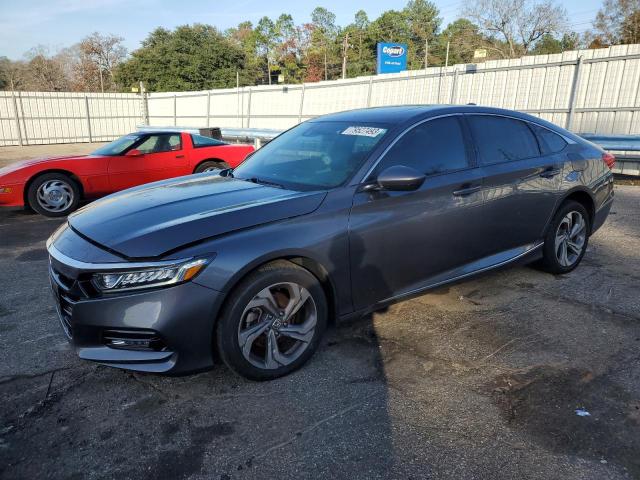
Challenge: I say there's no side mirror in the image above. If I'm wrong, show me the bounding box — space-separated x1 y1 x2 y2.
125 149 143 157
366 165 426 192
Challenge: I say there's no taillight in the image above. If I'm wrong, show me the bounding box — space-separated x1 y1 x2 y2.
602 152 615 170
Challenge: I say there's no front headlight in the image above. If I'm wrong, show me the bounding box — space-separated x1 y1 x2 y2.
92 258 209 292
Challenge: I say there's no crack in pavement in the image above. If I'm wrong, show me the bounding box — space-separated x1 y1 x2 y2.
231 391 379 470
0 366 72 386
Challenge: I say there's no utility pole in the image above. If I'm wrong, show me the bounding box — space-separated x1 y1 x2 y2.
424 37 429 69
445 41 450 68
342 32 350 80
324 46 328 81
267 54 271 85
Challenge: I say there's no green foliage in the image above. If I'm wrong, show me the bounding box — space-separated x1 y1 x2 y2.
115 24 247 91
438 19 486 65
108 1 588 91
532 33 580 55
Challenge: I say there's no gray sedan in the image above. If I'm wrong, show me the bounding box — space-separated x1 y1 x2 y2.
46 105 614 380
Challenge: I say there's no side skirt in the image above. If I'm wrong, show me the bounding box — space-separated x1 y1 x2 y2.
337 241 544 323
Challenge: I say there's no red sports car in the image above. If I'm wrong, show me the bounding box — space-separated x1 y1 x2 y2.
0 131 254 217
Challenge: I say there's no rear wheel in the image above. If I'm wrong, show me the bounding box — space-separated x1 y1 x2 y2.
216 261 328 381
194 160 228 173
27 173 80 217
540 200 590 274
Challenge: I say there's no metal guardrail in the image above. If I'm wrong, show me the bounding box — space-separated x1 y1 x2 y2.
579 133 640 152
579 133 640 176
135 125 281 149
220 128 281 148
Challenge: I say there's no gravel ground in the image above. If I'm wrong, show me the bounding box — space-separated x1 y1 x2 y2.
0 185 639 480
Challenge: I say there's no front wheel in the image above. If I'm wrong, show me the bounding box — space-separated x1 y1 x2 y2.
216 261 328 380
540 200 590 274
194 160 228 173
27 173 80 217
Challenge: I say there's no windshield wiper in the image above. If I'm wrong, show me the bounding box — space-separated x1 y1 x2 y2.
245 177 285 189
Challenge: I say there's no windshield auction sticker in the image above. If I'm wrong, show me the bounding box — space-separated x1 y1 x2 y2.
341 126 387 137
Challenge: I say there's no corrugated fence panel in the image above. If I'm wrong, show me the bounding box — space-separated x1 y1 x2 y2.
248 86 302 129
2 44 640 146
0 91 142 145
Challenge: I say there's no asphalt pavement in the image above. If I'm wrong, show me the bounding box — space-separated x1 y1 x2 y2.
1 186 639 480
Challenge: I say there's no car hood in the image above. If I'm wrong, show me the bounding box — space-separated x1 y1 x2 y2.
68 174 327 259
0 155 88 176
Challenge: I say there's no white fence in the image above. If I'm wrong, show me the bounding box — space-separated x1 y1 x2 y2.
0 92 144 146
2 44 640 147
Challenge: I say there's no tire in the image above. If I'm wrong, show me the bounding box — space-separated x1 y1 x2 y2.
539 200 590 274
194 160 229 174
27 172 80 217
216 260 328 381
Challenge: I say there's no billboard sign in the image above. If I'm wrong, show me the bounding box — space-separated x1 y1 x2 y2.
377 43 408 74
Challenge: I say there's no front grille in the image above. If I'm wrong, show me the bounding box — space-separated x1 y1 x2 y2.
49 261 83 339
58 294 74 339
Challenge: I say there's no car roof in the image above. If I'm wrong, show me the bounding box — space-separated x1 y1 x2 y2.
133 129 189 135
309 105 549 126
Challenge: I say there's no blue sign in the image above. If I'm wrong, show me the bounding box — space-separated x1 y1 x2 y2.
377 43 408 74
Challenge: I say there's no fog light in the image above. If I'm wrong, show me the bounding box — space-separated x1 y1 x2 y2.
103 329 166 351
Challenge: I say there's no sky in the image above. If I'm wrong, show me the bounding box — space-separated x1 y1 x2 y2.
0 0 605 60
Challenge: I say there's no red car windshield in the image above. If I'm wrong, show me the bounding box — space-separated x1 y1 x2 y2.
92 134 143 156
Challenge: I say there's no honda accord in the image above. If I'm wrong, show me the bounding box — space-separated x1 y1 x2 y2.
46 105 614 380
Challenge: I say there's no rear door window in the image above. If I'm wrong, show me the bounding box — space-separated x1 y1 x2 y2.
467 116 540 165
375 116 470 176
530 124 568 154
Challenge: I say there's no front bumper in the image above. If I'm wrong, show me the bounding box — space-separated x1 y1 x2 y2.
49 252 224 375
0 183 25 208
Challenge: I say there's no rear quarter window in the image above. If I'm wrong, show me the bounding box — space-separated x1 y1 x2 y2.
191 134 227 148
531 124 568 155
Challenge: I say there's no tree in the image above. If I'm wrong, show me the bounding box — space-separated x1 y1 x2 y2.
348 10 373 75
256 17 277 84
22 46 70 91
531 32 579 54
403 0 441 68
115 24 247 91
439 19 492 65
274 14 302 83
225 21 264 85
0 57 27 90
77 33 127 92
621 9 640 43
310 7 338 81
590 0 640 45
463 0 568 58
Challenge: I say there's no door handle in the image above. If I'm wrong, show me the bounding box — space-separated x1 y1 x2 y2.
175 154 185 158
453 185 482 196
539 167 561 178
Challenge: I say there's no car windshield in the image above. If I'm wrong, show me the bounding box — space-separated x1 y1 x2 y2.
232 121 389 190
92 134 142 156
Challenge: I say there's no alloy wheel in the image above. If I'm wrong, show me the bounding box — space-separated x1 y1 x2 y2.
237 282 317 370
554 210 586 267
36 180 74 213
